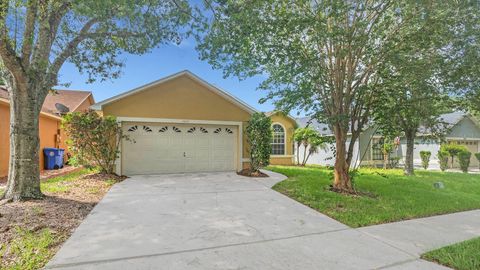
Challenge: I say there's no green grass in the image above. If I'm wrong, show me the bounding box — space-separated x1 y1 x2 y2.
40 168 96 193
422 237 480 270
0 227 59 270
269 166 480 227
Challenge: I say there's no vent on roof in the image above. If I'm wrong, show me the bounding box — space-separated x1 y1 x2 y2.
55 103 70 115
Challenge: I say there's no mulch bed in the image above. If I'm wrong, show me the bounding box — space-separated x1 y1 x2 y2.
0 172 125 268
237 169 269 178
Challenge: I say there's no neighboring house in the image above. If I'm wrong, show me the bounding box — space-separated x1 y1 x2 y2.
297 111 480 169
0 87 94 177
91 70 296 175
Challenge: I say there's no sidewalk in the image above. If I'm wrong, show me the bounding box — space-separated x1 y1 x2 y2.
360 209 480 269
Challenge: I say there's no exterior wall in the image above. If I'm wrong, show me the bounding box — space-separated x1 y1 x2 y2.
398 137 441 169
0 101 61 177
268 112 296 165
360 117 480 169
102 75 252 172
297 138 360 168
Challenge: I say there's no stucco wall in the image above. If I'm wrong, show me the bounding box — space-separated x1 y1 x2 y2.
102 75 253 170
268 112 296 165
0 102 61 177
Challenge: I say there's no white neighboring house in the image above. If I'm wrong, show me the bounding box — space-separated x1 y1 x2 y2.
296 111 480 170
295 117 361 168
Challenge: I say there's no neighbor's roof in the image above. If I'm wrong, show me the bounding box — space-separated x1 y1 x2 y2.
296 117 334 135
0 86 93 115
91 70 258 114
42 90 94 114
297 111 479 135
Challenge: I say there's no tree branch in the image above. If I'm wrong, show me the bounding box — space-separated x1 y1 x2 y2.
21 0 38 67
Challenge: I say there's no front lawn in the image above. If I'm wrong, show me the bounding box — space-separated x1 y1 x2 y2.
269 166 480 227
422 237 480 270
0 168 123 270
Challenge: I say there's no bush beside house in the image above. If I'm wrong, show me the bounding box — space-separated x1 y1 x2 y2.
458 151 472 173
438 150 450 172
62 111 126 174
244 112 272 175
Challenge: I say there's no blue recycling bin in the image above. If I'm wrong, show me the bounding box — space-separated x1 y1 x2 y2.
43 148 64 170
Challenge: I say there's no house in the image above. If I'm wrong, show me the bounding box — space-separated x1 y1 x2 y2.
297 111 480 170
0 87 95 177
91 70 296 175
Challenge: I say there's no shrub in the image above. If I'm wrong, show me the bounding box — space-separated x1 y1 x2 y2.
420 151 431 169
440 144 468 168
62 111 128 174
458 150 472 173
245 112 272 172
437 150 449 172
475 153 480 169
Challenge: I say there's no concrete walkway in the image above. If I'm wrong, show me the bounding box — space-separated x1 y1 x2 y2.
46 171 480 270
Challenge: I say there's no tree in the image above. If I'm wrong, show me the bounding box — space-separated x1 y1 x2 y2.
441 144 468 169
0 0 193 201
245 112 272 173
293 127 317 166
197 1 457 192
62 111 126 174
370 1 476 175
381 137 395 170
302 134 329 166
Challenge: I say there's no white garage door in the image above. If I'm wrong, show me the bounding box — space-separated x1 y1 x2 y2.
122 123 237 175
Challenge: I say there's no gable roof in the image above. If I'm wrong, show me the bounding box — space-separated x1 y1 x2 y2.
91 70 257 114
297 111 480 136
266 111 298 126
0 86 93 115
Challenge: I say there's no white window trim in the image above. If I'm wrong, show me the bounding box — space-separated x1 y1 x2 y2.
115 117 243 175
271 122 287 156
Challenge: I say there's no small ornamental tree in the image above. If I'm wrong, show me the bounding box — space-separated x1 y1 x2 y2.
302 134 329 166
437 150 449 171
475 153 480 170
294 127 321 166
62 111 128 174
420 151 432 170
441 144 468 168
246 112 272 173
458 150 472 173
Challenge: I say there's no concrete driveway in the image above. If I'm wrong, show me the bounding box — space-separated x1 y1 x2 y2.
47 171 449 270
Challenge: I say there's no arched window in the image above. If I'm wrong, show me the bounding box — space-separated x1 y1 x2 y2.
271 124 285 155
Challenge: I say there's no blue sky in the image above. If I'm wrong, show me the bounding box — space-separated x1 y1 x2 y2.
58 37 278 113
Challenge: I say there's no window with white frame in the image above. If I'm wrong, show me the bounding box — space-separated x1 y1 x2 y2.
371 138 384 160
271 124 285 155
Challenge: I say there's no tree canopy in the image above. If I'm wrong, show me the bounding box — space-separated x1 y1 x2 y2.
0 0 196 201
197 0 472 191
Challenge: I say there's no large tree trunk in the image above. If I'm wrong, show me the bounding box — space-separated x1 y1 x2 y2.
404 129 415 176
333 126 352 192
2 85 43 201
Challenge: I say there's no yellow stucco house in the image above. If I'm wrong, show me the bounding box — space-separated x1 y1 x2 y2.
92 70 296 175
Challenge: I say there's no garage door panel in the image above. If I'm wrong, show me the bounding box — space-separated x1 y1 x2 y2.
122 123 236 175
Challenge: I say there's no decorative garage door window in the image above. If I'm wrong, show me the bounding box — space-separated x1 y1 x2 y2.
271 124 285 155
127 125 138 132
